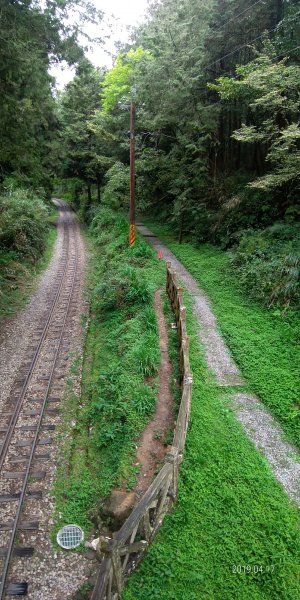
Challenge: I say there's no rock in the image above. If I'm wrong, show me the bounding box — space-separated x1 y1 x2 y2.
102 490 136 530
83 548 97 560
88 573 98 587
85 537 100 552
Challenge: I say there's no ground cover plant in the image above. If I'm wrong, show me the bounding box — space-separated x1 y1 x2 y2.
0 187 57 321
140 220 300 451
230 223 300 309
53 208 166 533
124 295 300 600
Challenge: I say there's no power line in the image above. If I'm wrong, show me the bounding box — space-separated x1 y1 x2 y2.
270 43 300 63
204 12 300 71
204 25 278 70
214 0 265 33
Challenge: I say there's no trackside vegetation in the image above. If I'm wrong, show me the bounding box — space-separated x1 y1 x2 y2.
140 221 300 451
0 186 57 322
53 208 165 532
124 295 300 600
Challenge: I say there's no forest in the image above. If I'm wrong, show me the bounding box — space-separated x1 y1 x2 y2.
0 2 300 598
1 0 299 311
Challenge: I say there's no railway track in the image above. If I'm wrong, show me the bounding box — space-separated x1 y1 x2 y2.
0 201 82 597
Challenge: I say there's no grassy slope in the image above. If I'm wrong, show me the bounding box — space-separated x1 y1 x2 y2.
52 212 300 598
53 211 166 534
137 221 300 450
0 222 57 323
125 296 300 600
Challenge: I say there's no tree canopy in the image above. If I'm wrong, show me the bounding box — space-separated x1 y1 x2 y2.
0 0 102 193
1 0 300 260
68 0 298 245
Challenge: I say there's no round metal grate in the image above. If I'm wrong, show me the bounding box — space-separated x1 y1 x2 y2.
56 524 84 549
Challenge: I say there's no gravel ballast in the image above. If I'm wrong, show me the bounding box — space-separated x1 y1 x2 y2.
0 202 95 599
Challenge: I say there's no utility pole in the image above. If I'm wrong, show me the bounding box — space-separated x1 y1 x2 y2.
129 101 136 247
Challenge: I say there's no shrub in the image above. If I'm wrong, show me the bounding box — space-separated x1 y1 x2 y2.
231 223 300 309
90 205 119 232
129 239 155 260
143 305 158 332
94 264 151 312
130 332 160 376
102 162 130 209
0 188 49 259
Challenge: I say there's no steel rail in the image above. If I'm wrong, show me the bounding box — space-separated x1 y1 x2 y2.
0 210 69 471
0 202 79 597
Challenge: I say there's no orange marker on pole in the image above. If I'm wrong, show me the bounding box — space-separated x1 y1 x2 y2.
129 223 136 247
129 101 136 247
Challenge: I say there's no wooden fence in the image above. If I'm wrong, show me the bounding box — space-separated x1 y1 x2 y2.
91 262 192 600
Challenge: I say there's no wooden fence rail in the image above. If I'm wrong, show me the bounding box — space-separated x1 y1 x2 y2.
91 263 192 600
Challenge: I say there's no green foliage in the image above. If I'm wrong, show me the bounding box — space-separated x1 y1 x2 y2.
56 59 106 213
102 48 153 113
130 332 160 376
0 188 49 259
0 0 100 187
214 50 300 192
125 297 300 600
94 264 151 312
56 0 299 247
232 224 300 308
209 182 279 249
53 208 165 530
142 220 300 448
0 183 57 327
58 470 96 527
101 162 130 209
143 305 158 331
55 177 85 207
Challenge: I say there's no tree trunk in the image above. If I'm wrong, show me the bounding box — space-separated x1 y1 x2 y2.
97 177 101 204
178 213 184 244
87 184 92 207
276 0 283 24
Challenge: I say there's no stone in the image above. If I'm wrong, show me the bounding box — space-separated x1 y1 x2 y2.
102 490 136 530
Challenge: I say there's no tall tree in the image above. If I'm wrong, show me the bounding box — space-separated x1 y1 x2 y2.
0 0 102 192
58 59 106 205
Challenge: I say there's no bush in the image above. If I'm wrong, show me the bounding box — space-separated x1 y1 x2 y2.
0 188 49 259
129 240 154 260
232 223 300 309
102 162 130 209
95 264 151 312
130 331 160 376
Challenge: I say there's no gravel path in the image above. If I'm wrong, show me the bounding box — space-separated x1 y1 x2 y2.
0 202 95 599
138 224 300 508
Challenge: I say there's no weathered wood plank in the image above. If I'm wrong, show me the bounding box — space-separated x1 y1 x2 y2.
143 510 152 541
111 551 123 594
120 540 148 557
114 463 172 545
107 566 113 600
122 523 140 572
90 558 112 600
